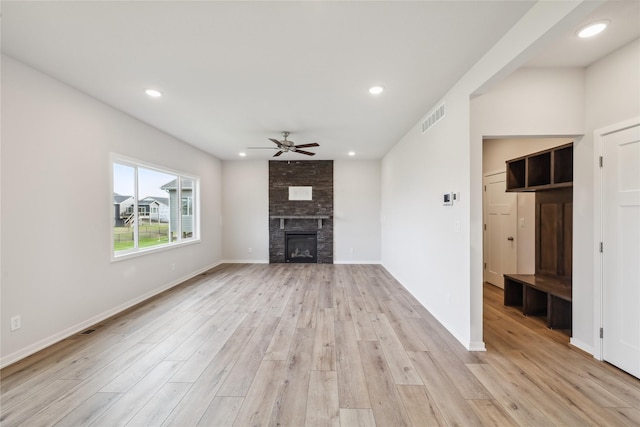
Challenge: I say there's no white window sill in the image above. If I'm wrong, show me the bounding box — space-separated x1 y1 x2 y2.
111 238 201 263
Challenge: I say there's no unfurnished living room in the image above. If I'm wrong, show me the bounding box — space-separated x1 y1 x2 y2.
1 1 639 426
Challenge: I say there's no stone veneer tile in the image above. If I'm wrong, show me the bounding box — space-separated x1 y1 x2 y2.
269 160 333 263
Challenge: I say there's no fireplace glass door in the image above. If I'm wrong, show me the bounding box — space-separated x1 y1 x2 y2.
285 232 317 263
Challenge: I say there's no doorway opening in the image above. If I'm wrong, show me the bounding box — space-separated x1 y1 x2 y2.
482 136 574 340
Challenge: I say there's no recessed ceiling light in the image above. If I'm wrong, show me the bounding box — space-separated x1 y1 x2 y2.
577 21 609 38
348 151 356 156
369 86 384 95
239 152 247 157
145 89 162 98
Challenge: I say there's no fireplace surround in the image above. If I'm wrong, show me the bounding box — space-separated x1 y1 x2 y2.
269 160 333 263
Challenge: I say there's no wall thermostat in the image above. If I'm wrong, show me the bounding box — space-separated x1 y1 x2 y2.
443 192 460 206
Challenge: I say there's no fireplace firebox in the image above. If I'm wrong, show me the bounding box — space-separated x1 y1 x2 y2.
285 232 317 263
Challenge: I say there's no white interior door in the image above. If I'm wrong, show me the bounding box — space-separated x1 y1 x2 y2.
483 172 517 288
602 124 640 378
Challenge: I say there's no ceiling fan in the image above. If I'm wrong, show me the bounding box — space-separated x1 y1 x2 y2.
248 131 319 157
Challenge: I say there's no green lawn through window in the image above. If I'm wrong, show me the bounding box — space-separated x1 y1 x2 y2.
114 224 170 252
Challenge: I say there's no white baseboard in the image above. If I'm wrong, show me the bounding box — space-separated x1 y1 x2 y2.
468 341 487 352
0 261 223 369
569 337 594 356
334 260 382 265
221 260 381 265
221 259 269 264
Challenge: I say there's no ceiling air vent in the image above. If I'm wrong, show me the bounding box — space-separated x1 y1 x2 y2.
421 102 446 134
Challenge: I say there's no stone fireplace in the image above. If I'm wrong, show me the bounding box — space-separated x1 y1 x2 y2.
269 160 333 263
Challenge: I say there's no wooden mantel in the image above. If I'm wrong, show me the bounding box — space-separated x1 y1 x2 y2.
270 215 330 230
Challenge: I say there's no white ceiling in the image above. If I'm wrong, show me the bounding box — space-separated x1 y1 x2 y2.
526 0 640 67
2 1 639 161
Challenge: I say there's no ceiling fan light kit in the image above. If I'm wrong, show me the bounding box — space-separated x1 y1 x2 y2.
248 131 319 157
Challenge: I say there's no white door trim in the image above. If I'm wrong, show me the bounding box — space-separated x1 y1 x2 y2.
593 116 640 361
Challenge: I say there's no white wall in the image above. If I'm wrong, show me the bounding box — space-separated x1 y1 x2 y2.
577 38 640 353
334 160 381 263
1 56 223 367
220 159 382 264
382 100 474 346
221 160 269 262
475 69 586 137
585 39 640 129
483 137 573 274
483 137 574 174
381 0 594 350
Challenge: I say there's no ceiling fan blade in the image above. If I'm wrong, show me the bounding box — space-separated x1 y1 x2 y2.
273 151 284 157
293 143 319 149
247 147 278 149
268 138 283 147
294 149 316 156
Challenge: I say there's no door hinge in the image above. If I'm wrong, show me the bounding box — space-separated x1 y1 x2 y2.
600 242 603 253
600 327 604 338
484 262 487 270
484 185 487 192
599 156 603 168
484 224 487 231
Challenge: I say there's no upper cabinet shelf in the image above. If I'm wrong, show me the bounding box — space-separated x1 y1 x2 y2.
506 143 573 192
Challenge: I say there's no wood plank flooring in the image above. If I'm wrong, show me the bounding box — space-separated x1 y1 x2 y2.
2 264 639 426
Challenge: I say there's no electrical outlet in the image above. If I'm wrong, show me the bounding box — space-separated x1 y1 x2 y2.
10 315 21 331
248 247 253 253
171 263 176 271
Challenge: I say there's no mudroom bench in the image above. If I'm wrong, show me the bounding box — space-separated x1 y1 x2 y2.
503 273 572 331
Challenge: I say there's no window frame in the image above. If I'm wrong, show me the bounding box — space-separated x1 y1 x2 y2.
111 154 200 261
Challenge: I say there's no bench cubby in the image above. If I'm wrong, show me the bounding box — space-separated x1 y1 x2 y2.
504 274 572 330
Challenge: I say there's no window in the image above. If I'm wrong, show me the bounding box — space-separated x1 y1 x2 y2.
112 155 199 258
182 196 192 215
180 177 195 239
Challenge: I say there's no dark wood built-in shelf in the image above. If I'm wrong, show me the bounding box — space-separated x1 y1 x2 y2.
506 158 526 190
553 145 573 184
504 273 572 330
506 143 573 192
503 142 573 334
527 151 551 187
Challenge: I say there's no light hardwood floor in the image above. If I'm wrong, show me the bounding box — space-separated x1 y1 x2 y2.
1 264 639 426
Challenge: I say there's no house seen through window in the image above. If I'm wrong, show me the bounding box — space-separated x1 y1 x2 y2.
112 157 199 257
